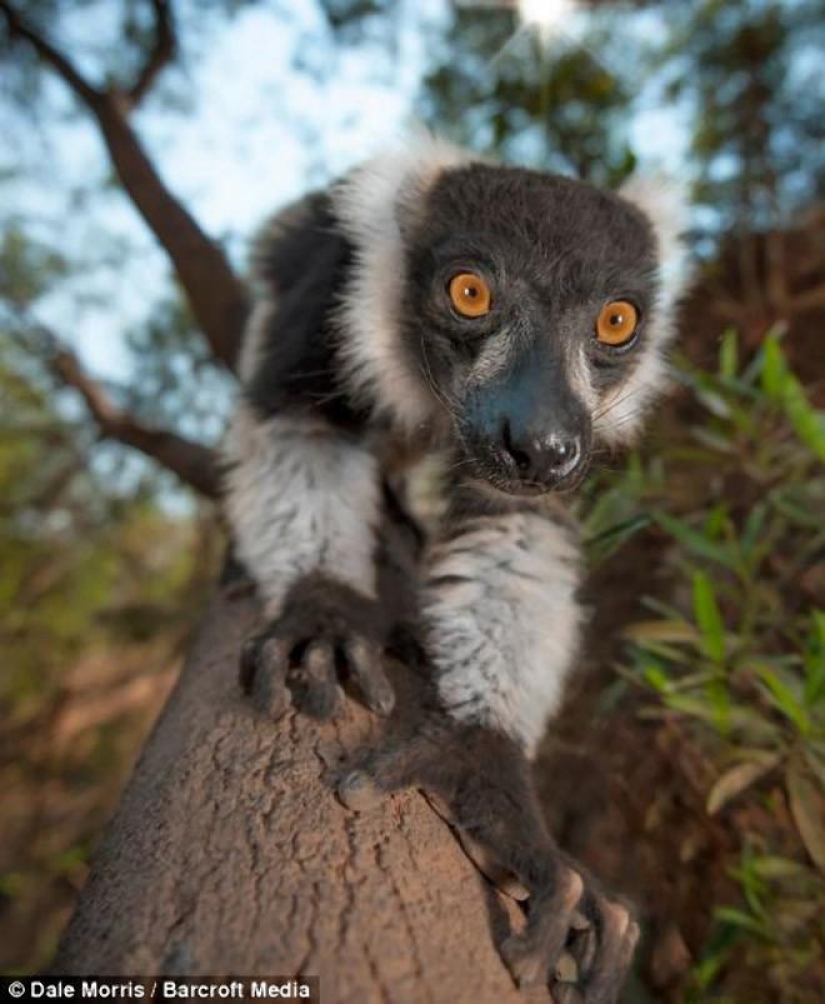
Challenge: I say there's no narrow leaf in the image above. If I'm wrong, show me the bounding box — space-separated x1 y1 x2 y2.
707 756 780 815
787 762 825 873
756 668 810 735
655 511 736 569
693 571 727 663
622 620 700 644
719 328 739 380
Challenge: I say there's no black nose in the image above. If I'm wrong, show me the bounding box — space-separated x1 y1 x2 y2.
501 419 582 484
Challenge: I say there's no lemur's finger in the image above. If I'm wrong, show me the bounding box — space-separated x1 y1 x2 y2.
239 635 291 719
500 867 584 989
296 641 341 719
343 638 395 714
456 829 530 901
580 898 638 1004
554 984 585 1004
568 922 598 980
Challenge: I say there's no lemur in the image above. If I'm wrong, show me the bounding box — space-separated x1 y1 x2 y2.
224 138 689 1003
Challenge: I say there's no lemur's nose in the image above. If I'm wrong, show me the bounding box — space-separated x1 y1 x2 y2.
501 419 582 485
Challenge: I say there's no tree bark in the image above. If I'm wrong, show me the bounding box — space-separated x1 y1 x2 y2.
53 592 539 1003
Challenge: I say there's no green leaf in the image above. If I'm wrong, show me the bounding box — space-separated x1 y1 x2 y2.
718 328 739 380
713 906 768 937
655 512 736 570
756 667 811 735
780 372 825 463
693 571 727 664
787 761 825 873
804 611 825 707
584 514 651 564
761 332 787 400
748 855 808 880
642 663 672 693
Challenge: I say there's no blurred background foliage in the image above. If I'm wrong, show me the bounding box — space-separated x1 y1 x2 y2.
1 0 823 997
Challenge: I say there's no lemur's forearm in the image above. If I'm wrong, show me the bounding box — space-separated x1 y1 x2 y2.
423 504 582 756
223 403 381 615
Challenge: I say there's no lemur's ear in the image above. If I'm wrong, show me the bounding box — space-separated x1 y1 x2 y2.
618 174 693 306
334 133 469 243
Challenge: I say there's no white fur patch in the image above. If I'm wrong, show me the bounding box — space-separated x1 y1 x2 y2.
594 176 694 445
568 343 598 413
332 137 473 434
222 403 381 615
237 298 274 383
424 512 583 756
468 325 521 387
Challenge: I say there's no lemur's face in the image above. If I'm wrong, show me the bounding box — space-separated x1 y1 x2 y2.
401 165 663 495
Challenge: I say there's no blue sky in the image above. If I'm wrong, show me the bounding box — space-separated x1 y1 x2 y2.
2 0 691 387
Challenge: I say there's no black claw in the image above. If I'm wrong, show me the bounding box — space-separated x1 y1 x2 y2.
237 576 395 721
239 637 261 693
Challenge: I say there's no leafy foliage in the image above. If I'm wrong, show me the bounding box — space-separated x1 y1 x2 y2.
420 6 636 186
585 334 825 999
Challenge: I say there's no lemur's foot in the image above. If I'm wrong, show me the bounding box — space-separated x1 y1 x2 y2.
336 717 637 1003
239 574 394 720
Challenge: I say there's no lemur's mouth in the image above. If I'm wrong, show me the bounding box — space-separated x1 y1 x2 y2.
461 451 591 499
492 464 591 497
457 427 591 497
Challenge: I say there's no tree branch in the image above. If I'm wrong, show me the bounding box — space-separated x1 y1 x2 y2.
0 0 101 105
788 282 825 315
50 343 221 499
120 0 176 112
52 558 531 1002
1 1 247 371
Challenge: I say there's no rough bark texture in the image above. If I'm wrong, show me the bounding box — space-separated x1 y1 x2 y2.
53 597 539 1003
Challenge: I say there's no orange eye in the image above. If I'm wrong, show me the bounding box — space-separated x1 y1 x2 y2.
448 272 492 318
596 300 639 346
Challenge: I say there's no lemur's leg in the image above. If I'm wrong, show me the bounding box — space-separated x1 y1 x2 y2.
337 502 637 1000
338 718 637 1002
224 403 394 720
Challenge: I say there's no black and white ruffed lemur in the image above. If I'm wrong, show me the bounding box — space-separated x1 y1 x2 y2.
223 137 690 1002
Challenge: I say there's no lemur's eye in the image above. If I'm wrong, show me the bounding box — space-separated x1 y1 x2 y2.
596 300 639 347
448 272 492 318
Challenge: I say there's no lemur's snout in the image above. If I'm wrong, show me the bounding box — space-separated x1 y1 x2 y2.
501 420 582 483
500 418 584 489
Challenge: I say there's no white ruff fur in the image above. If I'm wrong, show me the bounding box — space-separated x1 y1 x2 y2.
595 175 692 445
222 403 380 614
332 138 472 433
237 298 274 383
424 513 583 756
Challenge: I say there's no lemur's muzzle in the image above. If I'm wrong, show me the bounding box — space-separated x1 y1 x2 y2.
462 349 592 494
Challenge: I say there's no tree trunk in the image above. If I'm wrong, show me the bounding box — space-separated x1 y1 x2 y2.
53 591 538 1003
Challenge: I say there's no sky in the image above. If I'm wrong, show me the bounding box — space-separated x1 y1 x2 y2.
1 0 691 387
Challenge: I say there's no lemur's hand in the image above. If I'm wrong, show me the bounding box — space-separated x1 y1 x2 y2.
239 574 394 720
337 712 637 1004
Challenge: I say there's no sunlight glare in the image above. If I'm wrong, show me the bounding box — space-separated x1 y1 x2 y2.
517 0 579 35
